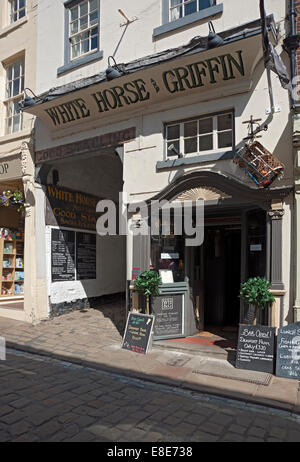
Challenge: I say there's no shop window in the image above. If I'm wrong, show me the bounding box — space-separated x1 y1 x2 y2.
58 0 103 75
165 112 233 158
4 58 24 135
8 0 26 24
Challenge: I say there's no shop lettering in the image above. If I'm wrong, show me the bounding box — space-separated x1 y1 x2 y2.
44 51 245 127
45 98 90 126
91 79 150 113
163 51 244 93
0 163 9 175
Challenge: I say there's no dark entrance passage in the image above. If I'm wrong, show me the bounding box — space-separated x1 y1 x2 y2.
204 225 241 328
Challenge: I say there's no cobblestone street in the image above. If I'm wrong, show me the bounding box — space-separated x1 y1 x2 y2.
0 350 300 443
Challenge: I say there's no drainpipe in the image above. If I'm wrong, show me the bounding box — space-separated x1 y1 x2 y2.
284 0 299 108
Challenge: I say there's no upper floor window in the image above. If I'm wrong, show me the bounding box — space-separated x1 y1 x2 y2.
4 58 24 135
8 0 26 24
169 0 214 21
166 112 233 157
68 0 99 61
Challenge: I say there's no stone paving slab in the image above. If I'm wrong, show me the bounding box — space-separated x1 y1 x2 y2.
0 306 300 414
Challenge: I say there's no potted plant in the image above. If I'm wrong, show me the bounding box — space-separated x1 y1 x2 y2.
0 189 25 212
239 277 275 325
134 270 162 315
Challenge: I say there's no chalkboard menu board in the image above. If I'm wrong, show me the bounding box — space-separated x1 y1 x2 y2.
51 229 75 282
276 322 300 380
236 324 275 374
76 232 96 280
122 313 154 354
151 294 184 339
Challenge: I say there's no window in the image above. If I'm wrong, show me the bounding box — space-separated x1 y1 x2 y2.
4 59 24 135
8 0 26 24
68 0 99 61
169 0 214 21
166 112 233 157
153 0 222 39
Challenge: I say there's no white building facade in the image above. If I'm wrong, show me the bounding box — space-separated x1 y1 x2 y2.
23 0 294 331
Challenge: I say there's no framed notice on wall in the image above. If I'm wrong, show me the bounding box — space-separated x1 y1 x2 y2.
51 228 96 282
51 229 75 282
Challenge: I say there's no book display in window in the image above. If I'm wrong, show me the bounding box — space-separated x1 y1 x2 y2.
0 238 24 297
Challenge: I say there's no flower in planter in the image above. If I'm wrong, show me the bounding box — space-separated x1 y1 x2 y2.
0 189 25 212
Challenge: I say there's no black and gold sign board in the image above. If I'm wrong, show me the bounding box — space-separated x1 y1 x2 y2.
46 185 99 231
236 324 275 374
122 313 154 355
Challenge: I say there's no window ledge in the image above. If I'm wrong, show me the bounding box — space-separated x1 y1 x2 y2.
0 16 28 38
156 150 234 169
57 50 104 76
153 4 223 39
0 128 33 146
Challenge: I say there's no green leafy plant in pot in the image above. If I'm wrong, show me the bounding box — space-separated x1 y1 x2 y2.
134 270 162 315
239 277 275 325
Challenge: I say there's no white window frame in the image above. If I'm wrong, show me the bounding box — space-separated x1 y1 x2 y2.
8 0 26 24
169 0 215 22
68 0 99 62
165 111 234 158
4 58 25 135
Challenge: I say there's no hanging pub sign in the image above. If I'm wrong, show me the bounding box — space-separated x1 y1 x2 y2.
122 312 154 354
236 324 276 374
45 185 100 231
276 323 300 380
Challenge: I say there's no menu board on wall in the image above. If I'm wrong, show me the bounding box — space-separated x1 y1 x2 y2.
76 232 96 280
151 294 184 339
51 229 75 282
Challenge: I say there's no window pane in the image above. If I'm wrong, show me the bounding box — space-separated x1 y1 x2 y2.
70 20 78 34
184 0 197 16
20 0 25 8
167 124 180 140
19 8 25 18
6 118 12 135
13 62 20 78
70 7 78 21
13 115 20 133
218 131 232 149
218 114 232 131
71 44 80 59
184 121 197 137
91 34 98 50
21 76 24 92
90 11 98 25
7 65 13 81
81 39 89 54
184 137 197 154
80 2 88 16
167 140 180 155
90 0 97 11
199 117 213 134
13 78 20 96
7 81 12 99
171 0 182 6
170 6 182 20
199 134 213 151
199 0 212 10
80 15 88 30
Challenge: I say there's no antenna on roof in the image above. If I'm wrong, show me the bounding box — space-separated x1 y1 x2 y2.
118 9 138 27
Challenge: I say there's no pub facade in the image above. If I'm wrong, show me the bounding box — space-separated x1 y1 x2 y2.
23 0 294 332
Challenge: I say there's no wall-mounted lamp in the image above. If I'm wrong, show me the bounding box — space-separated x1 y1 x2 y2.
19 88 42 110
168 144 183 159
106 56 123 81
207 21 224 49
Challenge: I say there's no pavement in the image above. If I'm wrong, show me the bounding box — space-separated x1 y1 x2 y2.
0 300 299 415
